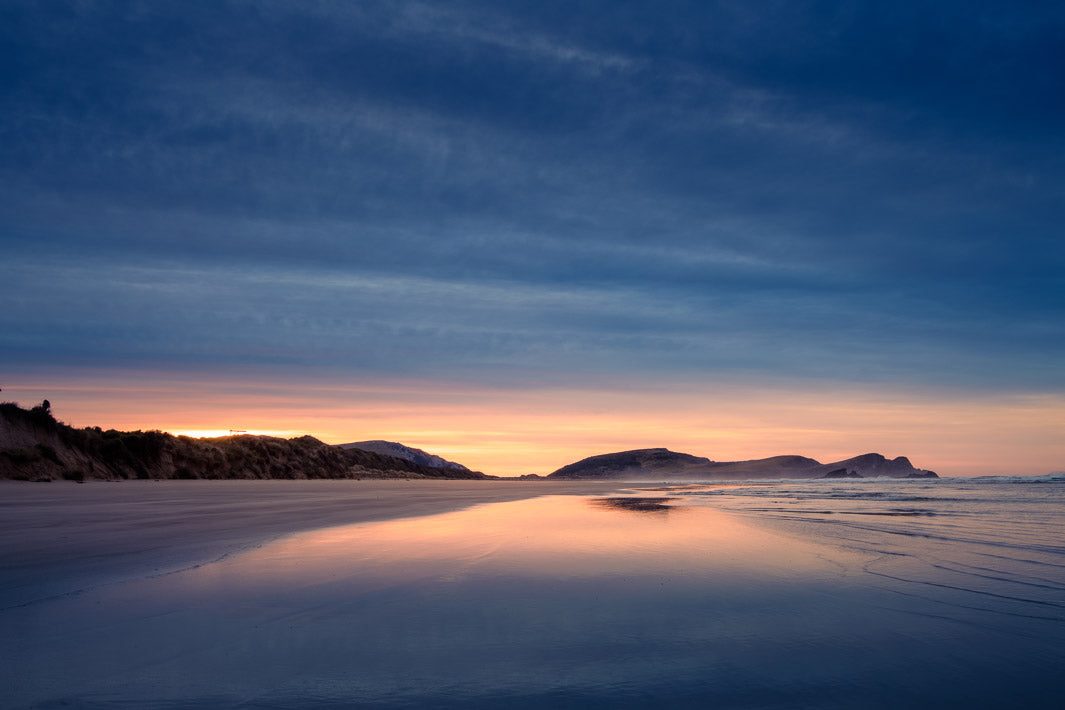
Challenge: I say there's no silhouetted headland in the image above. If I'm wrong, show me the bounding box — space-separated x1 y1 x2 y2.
548 448 937 480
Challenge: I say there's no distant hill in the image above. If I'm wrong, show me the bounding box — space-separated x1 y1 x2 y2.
0 401 491 481
548 449 714 480
547 448 937 480
339 440 470 471
1 400 937 482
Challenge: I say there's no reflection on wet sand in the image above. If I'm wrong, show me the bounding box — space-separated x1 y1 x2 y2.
592 496 676 512
184 494 834 588
4 489 1064 709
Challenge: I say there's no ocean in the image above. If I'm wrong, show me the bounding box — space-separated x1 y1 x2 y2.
3 477 1063 708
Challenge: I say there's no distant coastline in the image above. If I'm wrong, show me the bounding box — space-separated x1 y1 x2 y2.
545 448 938 480
2 400 935 482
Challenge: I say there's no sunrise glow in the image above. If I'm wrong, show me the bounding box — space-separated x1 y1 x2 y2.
4 373 1061 477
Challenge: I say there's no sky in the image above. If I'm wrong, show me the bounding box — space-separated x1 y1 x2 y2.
2 1 1063 476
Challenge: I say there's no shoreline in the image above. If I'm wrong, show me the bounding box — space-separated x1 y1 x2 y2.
4 479 1064 708
0 479 631 609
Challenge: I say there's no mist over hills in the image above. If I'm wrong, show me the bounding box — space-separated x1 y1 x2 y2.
547 448 937 480
339 441 470 471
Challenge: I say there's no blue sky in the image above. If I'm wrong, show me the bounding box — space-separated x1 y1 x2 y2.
2 2 1064 473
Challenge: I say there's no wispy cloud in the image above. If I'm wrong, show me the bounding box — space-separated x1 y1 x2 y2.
1 1 1063 401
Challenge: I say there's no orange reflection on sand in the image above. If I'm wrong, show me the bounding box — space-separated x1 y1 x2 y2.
187 495 837 596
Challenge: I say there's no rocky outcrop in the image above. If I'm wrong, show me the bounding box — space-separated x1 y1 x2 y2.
821 453 935 478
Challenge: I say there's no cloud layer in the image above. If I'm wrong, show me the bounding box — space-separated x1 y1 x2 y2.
3 2 1064 397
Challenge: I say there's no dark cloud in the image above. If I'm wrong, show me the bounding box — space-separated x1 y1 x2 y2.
1 1 1062 391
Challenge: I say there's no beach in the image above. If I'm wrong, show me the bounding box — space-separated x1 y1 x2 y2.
0 480 625 610
2 478 1064 708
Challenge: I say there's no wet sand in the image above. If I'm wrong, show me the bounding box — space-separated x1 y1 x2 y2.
3 479 1063 708
0 479 625 609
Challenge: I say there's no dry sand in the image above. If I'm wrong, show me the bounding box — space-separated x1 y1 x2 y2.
0 479 627 609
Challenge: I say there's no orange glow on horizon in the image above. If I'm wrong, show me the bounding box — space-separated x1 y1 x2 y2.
4 372 1063 478
170 429 305 440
